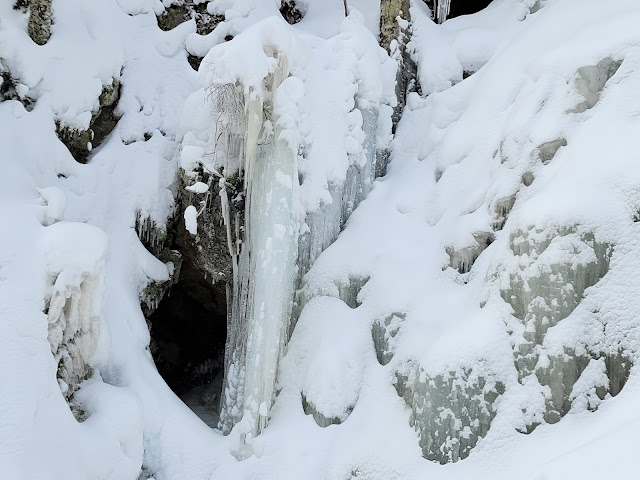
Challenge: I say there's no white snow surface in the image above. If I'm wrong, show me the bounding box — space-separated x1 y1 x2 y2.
2 0 640 479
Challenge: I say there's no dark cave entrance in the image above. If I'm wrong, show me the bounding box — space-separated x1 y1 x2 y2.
425 0 494 21
148 259 227 428
447 0 493 19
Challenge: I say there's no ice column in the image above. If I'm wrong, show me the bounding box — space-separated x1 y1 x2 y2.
221 55 299 446
436 0 452 23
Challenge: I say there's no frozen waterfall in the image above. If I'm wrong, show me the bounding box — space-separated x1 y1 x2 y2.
219 55 297 448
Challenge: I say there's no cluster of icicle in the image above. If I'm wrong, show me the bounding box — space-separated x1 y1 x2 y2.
435 0 452 24
136 213 165 253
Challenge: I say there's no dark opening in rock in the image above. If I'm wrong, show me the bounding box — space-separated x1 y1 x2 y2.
447 0 493 19
424 0 493 22
149 257 227 428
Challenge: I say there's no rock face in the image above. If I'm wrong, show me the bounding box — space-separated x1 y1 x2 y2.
279 1 304 25
380 0 418 132
173 169 242 290
571 57 622 113
0 67 34 109
378 0 418 176
157 1 223 35
28 0 53 46
56 79 121 163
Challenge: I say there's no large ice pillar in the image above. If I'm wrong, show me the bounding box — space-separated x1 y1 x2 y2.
216 43 387 448
220 55 299 447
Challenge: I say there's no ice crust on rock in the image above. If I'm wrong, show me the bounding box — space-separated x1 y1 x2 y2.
395 364 504 464
494 225 628 427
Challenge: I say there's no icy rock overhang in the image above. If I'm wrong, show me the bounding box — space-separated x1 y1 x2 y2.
43 221 107 412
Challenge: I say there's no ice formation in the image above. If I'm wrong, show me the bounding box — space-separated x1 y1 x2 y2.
4 1 640 479
435 0 452 24
178 9 395 448
44 222 107 404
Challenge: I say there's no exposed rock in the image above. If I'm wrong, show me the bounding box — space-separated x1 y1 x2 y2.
570 57 622 113
188 54 203 71
0 68 35 109
56 79 121 163
136 213 169 256
376 0 418 176
13 0 29 12
140 249 183 317
492 193 516 231
380 0 419 138
530 0 544 14
157 1 224 35
395 364 504 464
372 312 405 365
536 137 567 164
302 394 351 427
522 171 534 186
445 231 494 274
280 0 304 25
28 0 53 45
173 168 242 288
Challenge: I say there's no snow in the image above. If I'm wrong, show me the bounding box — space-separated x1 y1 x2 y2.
186 181 209 194
184 205 199 235
3 0 640 479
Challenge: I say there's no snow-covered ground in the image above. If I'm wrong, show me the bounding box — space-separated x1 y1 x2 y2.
2 0 640 479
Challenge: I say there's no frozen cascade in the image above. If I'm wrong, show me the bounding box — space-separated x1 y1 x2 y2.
183 10 391 452
293 105 378 321
220 101 382 441
220 54 300 449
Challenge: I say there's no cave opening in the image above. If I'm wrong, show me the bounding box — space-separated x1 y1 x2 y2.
447 0 493 19
425 0 494 21
148 258 228 428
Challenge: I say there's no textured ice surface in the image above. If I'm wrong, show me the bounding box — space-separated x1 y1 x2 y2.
43 222 107 403
220 54 300 448
395 364 504 463
494 225 631 428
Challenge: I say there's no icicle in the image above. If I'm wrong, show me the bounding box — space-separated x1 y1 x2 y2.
219 176 239 285
220 53 298 450
436 0 452 24
244 90 263 193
